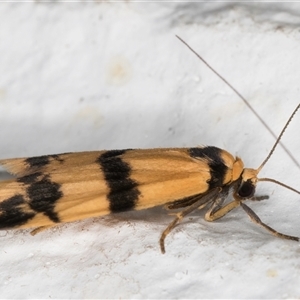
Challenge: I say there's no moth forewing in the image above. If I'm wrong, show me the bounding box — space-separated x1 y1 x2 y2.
0 147 240 233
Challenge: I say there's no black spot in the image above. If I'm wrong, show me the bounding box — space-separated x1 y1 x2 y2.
189 146 228 189
26 154 64 168
97 149 140 212
17 172 42 184
0 195 35 228
27 175 62 223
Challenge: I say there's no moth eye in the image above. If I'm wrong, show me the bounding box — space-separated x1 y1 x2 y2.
238 180 255 198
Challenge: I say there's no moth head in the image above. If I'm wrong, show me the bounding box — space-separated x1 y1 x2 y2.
235 168 258 199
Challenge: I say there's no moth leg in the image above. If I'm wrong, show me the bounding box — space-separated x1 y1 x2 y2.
30 225 53 236
240 202 299 241
160 188 220 254
205 199 240 221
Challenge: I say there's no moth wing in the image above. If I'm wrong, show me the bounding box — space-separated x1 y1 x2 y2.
0 149 215 230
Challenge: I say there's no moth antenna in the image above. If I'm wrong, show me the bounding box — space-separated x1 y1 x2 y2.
257 103 300 173
258 177 300 195
176 35 300 169
256 104 300 196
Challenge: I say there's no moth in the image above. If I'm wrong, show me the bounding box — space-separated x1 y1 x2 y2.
0 37 299 254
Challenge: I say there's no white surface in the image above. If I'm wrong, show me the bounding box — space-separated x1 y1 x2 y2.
0 2 300 299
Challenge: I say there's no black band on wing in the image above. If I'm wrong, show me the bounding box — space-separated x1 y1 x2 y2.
0 195 36 228
26 175 62 223
98 150 140 213
189 146 227 189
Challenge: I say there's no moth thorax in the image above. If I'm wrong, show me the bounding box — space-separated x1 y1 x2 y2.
231 157 244 182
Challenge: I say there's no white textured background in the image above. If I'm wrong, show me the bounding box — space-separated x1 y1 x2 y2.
1 2 300 299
